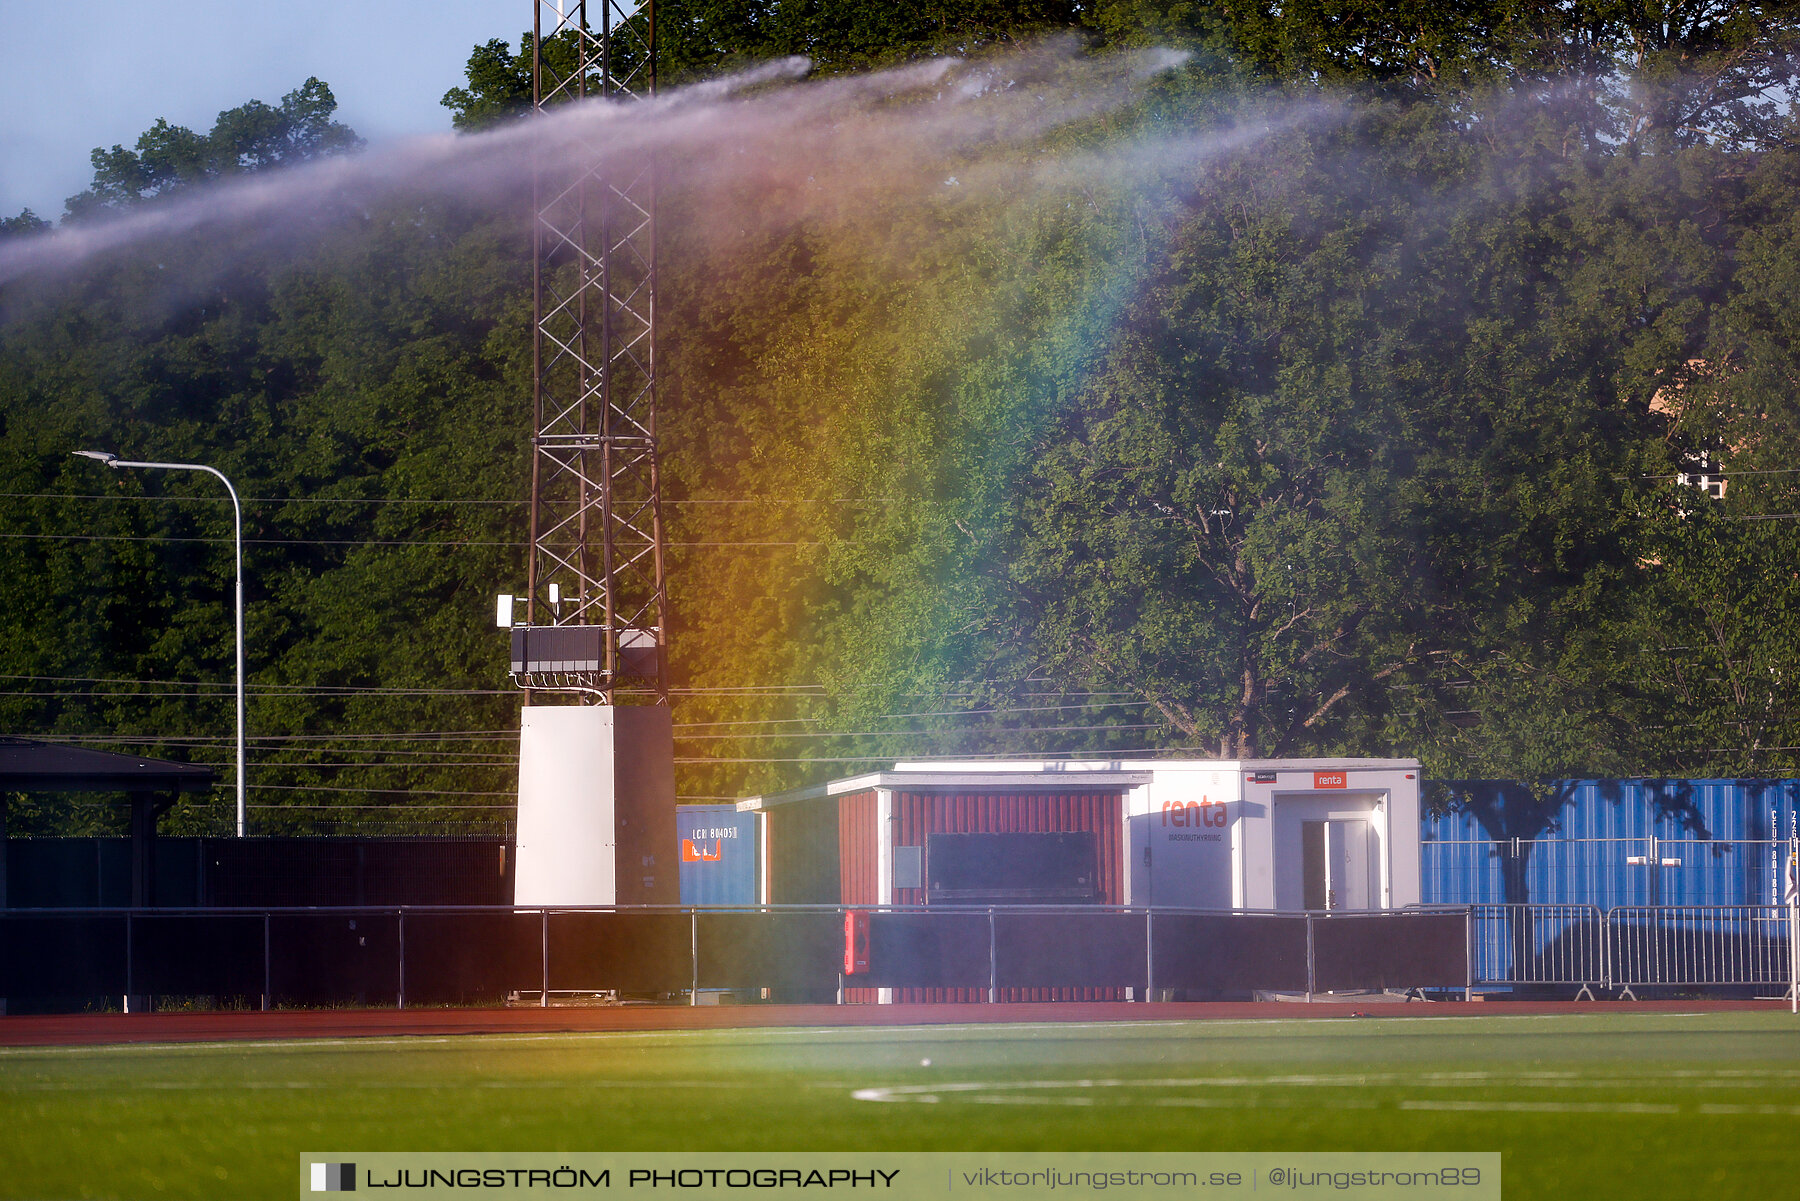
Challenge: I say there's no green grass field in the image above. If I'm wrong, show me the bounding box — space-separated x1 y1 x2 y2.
3 1011 1797 1200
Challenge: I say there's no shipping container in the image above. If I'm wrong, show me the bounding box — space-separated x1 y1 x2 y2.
675 804 759 906
1421 779 1800 908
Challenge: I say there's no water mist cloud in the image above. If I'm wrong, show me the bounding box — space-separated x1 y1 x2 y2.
0 41 1247 295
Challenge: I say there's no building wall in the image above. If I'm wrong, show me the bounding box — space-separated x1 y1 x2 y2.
875 787 1126 1003
766 798 840 905
884 789 1127 907
836 792 881 906
1234 764 1421 910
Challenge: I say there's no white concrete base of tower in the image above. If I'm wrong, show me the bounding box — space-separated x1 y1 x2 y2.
514 704 678 907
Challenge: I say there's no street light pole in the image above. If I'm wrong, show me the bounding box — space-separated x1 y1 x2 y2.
74 451 247 837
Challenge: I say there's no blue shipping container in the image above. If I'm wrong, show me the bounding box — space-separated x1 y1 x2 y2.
1421 779 1800 908
676 804 759 906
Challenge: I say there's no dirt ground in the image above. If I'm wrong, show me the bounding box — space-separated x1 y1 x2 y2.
2 998 1790 1047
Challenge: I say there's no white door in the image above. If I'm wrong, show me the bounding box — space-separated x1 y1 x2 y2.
1327 819 1372 910
1302 818 1374 910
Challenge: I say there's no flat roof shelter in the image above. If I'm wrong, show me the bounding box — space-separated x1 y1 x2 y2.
736 758 1423 914
0 738 216 907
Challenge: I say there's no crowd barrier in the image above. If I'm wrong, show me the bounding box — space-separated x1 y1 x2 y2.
0 906 1469 1011
1457 903 1796 997
1606 905 1794 997
1466 904 1608 990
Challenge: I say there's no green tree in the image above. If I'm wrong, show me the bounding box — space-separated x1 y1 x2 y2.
1 209 50 239
1616 501 1800 776
64 79 362 217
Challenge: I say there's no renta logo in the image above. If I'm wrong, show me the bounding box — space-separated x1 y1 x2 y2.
681 838 722 862
1314 771 1347 789
1161 799 1227 828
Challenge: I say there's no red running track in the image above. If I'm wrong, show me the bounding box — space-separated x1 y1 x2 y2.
1 999 1790 1047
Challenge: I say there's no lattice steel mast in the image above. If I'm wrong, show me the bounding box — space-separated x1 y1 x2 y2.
514 0 667 703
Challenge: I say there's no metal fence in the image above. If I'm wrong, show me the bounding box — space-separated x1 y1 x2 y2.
2 836 512 909
1607 906 1794 994
0 905 1470 1012
1459 902 1796 997
1466 904 1607 990
10 902 1790 1011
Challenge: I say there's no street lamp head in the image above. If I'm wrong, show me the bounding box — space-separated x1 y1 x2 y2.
72 450 120 466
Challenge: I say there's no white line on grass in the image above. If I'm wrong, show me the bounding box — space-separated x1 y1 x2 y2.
0 1036 457 1056
0 1007 1764 1060
1154 1096 1381 1109
850 1068 1800 1105
5 1078 834 1092
0 1022 1165 1058
854 1082 1672 1113
1400 1100 1679 1114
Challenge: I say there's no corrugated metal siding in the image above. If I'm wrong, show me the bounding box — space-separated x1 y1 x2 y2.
1421 779 1800 907
837 792 880 906
837 792 880 1003
887 788 1126 1003
890 790 1126 905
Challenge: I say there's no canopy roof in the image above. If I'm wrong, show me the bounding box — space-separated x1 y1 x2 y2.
0 737 216 794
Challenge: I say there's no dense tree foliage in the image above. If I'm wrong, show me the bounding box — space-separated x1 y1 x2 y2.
7 6 1800 833
64 79 362 218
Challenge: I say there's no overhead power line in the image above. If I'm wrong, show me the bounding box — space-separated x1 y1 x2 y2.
145 731 516 741
677 723 1163 741
678 747 1214 764
245 783 516 797
1637 468 1800 480
0 688 515 699
248 762 514 771
0 532 822 548
0 491 898 505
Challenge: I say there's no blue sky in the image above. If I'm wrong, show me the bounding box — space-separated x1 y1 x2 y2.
1 2 526 220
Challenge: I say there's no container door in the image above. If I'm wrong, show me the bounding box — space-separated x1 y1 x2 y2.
1302 821 1328 909
1326 819 1373 910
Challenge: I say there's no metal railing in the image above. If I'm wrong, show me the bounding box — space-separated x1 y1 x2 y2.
1457 902 1796 998
1465 904 1606 991
12 901 1791 1009
1607 905 1793 995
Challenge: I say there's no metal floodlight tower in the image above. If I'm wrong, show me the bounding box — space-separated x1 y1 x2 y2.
516 0 668 704
512 3 678 913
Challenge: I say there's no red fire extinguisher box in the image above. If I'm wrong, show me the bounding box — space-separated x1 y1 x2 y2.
843 910 870 975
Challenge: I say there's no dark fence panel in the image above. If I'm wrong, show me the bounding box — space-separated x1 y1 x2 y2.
0 913 127 997
1311 912 1467 992
995 911 1146 989
3 904 1491 1009
268 913 401 1007
4 838 509 910
695 911 840 992
5 840 138 908
1152 913 1310 992
132 914 265 997
862 912 991 988
547 911 691 993
207 840 508 907
401 911 544 1005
